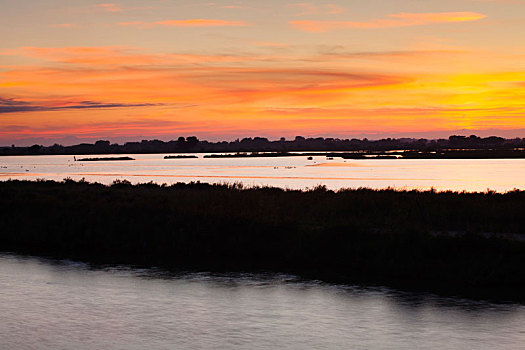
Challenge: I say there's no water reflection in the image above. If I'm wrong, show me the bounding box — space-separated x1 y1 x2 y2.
1 154 525 192
1 253 524 350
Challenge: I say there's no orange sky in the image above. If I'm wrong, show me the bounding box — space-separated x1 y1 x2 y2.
1 0 524 145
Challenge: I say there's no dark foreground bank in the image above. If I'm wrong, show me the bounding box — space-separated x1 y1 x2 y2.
1 180 524 301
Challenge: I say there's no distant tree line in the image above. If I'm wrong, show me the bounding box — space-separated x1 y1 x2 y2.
1 135 524 156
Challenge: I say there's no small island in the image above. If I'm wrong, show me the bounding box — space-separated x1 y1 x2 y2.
76 156 135 161
164 155 198 159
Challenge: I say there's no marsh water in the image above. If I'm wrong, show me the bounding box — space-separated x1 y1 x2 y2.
1 254 524 350
2 156 525 349
1 153 525 192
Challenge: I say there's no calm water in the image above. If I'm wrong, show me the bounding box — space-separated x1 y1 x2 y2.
1 153 525 191
0 254 524 350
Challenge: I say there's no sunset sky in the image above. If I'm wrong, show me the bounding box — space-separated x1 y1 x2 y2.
1 0 524 145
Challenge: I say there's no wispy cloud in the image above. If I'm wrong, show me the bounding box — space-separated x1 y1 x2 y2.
94 3 122 12
291 12 487 32
90 3 154 13
50 23 77 28
254 41 290 48
0 46 268 66
119 19 249 28
290 3 345 16
0 98 160 114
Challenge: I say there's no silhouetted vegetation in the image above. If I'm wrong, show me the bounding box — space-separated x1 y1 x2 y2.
400 149 525 159
203 152 301 158
200 149 525 159
2 134 525 156
0 179 524 301
76 156 135 161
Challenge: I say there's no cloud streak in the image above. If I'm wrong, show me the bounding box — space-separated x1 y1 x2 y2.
94 3 122 12
0 46 281 67
290 3 345 16
50 23 76 28
290 12 487 32
0 98 160 114
119 19 249 28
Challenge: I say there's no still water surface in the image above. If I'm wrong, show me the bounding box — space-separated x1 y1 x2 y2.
1 254 524 350
1 154 525 191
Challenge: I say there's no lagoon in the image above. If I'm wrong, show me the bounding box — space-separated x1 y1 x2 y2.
1 153 525 192
1 254 524 350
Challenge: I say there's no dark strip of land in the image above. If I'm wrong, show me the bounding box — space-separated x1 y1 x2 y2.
1 179 524 302
200 149 525 159
164 155 198 159
76 156 135 161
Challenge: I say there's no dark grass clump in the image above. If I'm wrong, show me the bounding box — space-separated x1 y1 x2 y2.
0 179 524 301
